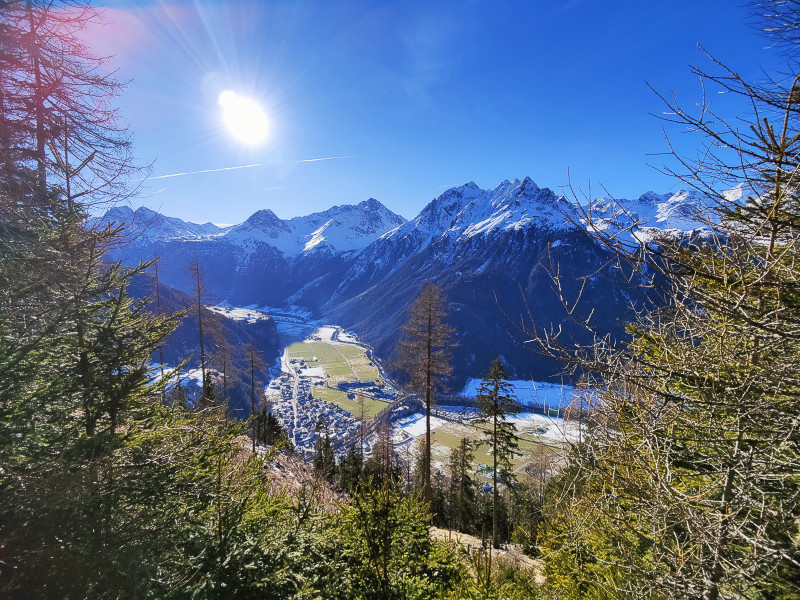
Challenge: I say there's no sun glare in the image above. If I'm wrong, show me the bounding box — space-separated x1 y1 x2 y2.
218 90 269 145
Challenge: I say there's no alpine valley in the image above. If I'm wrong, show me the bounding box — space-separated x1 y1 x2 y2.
103 177 710 395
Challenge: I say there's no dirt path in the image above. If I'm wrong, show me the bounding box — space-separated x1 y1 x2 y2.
429 527 545 585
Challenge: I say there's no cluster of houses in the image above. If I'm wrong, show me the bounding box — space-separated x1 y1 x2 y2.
336 380 397 401
266 373 362 459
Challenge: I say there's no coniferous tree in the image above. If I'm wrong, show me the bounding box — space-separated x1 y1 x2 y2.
475 358 521 549
365 419 397 485
256 408 290 449
339 444 364 495
430 469 448 528
0 0 138 205
448 437 476 533
396 281 454 504
313 417 337 483
206 315 239 416
536 51 800 600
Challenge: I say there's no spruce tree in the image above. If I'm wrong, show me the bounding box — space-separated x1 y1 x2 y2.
475 358 521 548
339 444 364 494
447 437 476 533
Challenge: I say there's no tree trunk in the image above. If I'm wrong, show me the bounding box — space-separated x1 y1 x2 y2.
493 412 499 549
425 307 432 503
251 346 256 454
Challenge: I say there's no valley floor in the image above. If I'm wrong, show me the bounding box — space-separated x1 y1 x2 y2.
260 310 583 476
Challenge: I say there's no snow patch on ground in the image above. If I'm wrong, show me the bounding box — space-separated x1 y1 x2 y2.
336 330 359 344
461 379 577 410
394 413 448 440
508 412 582 443
206 305 271 323
299 366 326 379
433 405 582 444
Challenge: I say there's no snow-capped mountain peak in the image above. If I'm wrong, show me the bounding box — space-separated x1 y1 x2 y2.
228 209 292 242
101 197 405 257
586 189 709 235
97 205 226 245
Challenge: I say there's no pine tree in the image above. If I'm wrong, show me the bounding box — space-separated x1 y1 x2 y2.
396 281 454 503
339 444 364 494
313 417 337 483
448 437 476 533
475 358 521 548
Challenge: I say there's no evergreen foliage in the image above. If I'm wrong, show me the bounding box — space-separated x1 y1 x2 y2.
535 39 800 600
0 3 513 598
324 480 465 600
338 444 364 495
448 437 477 533
475 358 521 548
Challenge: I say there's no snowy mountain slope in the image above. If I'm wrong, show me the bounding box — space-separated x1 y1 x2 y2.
101 206 228 245
103 198 406 258
104 177 714 387
379 177 574 250
582 189 711 241
224 198 405 255
322 177 581 302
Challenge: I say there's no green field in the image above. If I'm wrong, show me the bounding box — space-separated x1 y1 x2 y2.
428 423 561 475
287 339 381 384
288 336 388 420
311 385 388 420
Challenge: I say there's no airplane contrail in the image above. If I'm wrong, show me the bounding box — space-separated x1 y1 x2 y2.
146 163 269 180
143 155 357 181
296 155 357 163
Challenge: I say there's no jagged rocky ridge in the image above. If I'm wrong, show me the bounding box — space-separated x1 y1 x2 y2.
106 178 710 388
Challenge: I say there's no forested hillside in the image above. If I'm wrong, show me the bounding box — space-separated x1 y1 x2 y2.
3 0 800 599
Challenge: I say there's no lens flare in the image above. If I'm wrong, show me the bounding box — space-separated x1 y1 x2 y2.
218 90 269 145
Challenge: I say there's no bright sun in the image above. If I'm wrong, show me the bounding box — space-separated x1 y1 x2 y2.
218 90 269 145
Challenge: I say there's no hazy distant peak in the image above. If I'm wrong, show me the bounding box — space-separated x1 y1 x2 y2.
637 191 669 205
98 205 225 244
242 208 285 226
102 205 136 224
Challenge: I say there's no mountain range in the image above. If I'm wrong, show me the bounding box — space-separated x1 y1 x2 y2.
103 177 709 389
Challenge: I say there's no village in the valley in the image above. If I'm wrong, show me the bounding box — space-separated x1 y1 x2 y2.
260 320 581 477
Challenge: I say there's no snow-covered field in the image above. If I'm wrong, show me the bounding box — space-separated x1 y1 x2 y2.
305 325 360 346
206 305 271 323
461 379 577 411
508 412 582 443
298 366 326 379
433 405 582 444
393 413 448 439
336 330 359 344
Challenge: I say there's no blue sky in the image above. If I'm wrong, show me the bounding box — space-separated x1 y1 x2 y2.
92 0 785 223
